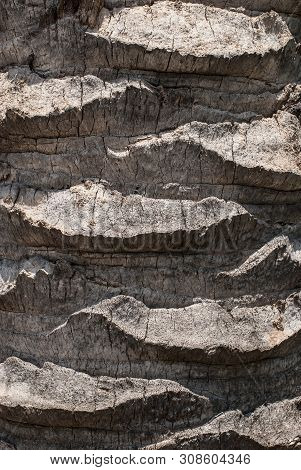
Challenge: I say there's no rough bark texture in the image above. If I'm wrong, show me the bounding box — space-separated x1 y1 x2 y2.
0 0 301 450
